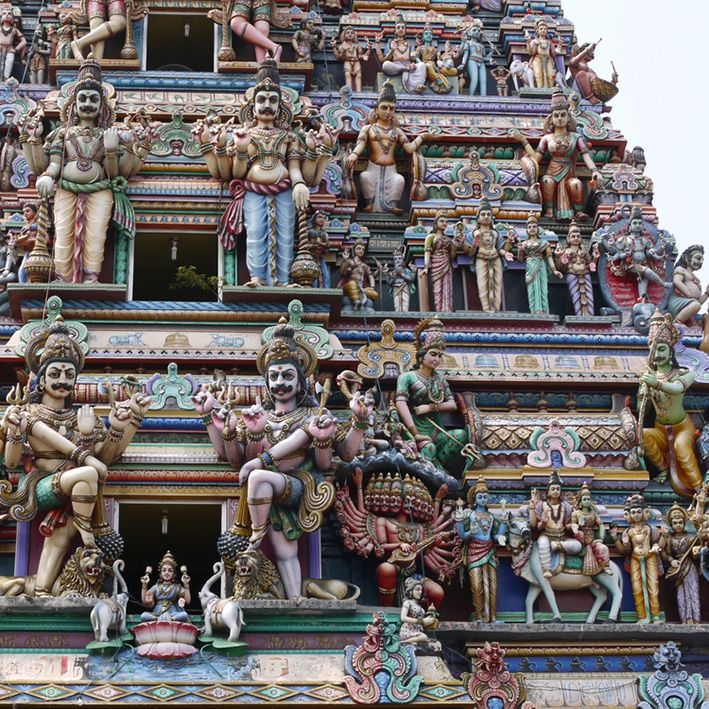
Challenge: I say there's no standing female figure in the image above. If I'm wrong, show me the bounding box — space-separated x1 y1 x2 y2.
422 212 457 312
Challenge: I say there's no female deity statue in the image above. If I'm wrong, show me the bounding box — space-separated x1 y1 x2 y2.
140 551 191 622
515 213 562 315
414 25 453 94
373 19 427 94
525 18 558 89
395 319 473 476
345 82 427 215
458 200 514 313
399 576 441 652
331 27 370 93
0 317 150 596
554 220 598 316
49 12 79 60
512 90 602 221
19 60 155 283
307 210 330 288
570 483 610 576
422 212 457 313
610 494 665 624
662 504 701 624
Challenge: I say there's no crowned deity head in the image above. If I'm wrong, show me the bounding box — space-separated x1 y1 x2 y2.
535 17 549 39
566 220 582 246
257 319 317 409
525 212 540 239
62 59 114 129
404 575 423 601
544 89 576 133
467 476 489 509
240 58 292 129
647 311 681 372
667 503 688 535
476 199 493 228
547 469 563 500
158 550 178 582
575 482 595 512
26 317 85 407
624 494 650 525
413 318 446 370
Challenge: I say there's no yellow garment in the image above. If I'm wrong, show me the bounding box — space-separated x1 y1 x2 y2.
643 415 703 495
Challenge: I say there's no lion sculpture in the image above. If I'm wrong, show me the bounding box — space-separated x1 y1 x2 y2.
0 546 107 598
232 549 360 603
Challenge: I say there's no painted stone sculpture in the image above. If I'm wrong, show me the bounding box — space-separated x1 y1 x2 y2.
422 212 457 312
668 245 709 351
339 238 378 313
335 467 456 606
399 576 441 652
395 319 474 476
0 317 150 596
454 477 507 623
20 60 155 283
514 213 562 315
331 27 370 93
140 551 191 622
458 20 492 96
383 246 416 312
525 18 559 89
196 320 371 599
198 60 331 287
70 0 127 60
458 200 514 313
662 503 701 624
345 82 427 215
0 8 26 81
610 494 665 624
568 40 619 106
307 210 330 288
292 16 324 64
512 89 602 221
639 311 703 497
555 220 598 316
373 19 426 94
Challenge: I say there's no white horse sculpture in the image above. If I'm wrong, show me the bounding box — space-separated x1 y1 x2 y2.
507 515 623 624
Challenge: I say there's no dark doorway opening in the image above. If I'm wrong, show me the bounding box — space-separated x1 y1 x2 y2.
119 502 222 615
132 232 218 302
146 14 214 72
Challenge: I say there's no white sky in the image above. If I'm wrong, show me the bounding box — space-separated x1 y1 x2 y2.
563 0 707 269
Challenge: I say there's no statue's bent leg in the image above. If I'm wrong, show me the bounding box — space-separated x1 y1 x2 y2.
53 189 79 282
537 535 552 577
559 539 582 556
540 176 556 218
82 189 114 282
381 61 404 78
244 191 271 285
673 418 703 490
273 189 295 286
643 425 669 475
59 465 100 546
246 468 286 546
358 163 377 209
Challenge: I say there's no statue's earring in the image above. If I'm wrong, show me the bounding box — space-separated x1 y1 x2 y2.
35 380 45 394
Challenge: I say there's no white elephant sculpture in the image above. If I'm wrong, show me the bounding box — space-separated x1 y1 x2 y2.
199 561 245 643
509 59 534 92
90 559 129 643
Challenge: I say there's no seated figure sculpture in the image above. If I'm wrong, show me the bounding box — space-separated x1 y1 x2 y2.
195 320 371 599
140 551 191 622
345 82 428 215
0 317 150 596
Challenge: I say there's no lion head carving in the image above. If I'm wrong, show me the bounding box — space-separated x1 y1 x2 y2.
232 549 282 600
58 546 107 598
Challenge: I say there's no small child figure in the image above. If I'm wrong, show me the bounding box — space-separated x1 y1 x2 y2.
490 65 511 96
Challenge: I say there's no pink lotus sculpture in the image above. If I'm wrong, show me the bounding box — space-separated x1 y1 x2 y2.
133 620 198 659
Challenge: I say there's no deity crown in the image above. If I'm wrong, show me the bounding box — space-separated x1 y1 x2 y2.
75 58 103 95
648 311 680 349
26 317 85 374
159 550 178 569
550 89 569 112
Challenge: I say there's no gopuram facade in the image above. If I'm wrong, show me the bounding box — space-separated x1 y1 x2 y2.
0 0 706 706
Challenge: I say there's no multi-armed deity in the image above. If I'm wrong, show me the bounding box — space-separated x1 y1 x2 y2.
198 59 333 287
20 60 155 283
196 320 371 599
0 317 150 596
346 82 427 215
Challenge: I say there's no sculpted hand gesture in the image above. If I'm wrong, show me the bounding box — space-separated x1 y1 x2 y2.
128 392 152 418
192 385 217 415
309 411 337 442
242 394 267 435
77 404 96 437
108 405 132 432
349 390 371 422
103 127 120 152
